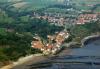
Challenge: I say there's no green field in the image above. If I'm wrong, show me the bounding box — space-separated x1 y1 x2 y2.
0 0 59 12
72 0 100 11
72 0 100 5
0 0 100 12
93 6 100 13
45 8 68 13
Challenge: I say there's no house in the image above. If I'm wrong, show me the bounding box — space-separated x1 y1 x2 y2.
55 31 69 44
47 35 55 41
46 43 53 51
31 39 45 51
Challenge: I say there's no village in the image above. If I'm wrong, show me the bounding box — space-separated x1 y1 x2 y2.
30 11 100 55
32 11 99 26
0 0 100 69
31 3 100 55
29 0 100 26
31 30 69 55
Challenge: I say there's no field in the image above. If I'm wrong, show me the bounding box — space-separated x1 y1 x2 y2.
72 0 100 11
71 0 100 5
94 7 100 12
0 0 59 12
0 0 100 12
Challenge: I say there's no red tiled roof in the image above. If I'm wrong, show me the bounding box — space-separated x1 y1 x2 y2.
77 14 98 24
31 41 44 49
55 32 66 43
46 44 53 50
79 14 97 19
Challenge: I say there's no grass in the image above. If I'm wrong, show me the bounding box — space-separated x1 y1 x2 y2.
6 0 59 12
0 0 100 12
94 6 100 13
45 8 68 13
72 0 100 11
0 28 7 35
72 0 100 5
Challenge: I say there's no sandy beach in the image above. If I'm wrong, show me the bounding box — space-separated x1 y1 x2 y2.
0 54 50 69
2 46 100 69
11 56 50 69
11 49 70 69
0 48 70 69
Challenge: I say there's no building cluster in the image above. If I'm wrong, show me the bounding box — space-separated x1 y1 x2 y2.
32 12 77 26
31 31 69 55
36 15 65 26
32 12 67 26
77 14 99 24
32 12 99 26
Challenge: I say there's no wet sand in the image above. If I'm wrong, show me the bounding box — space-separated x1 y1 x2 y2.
4 44 100 69
0 54 50 69
10 48 71 69
11 56 50 69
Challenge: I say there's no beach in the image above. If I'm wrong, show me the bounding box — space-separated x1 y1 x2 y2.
1 54 50 69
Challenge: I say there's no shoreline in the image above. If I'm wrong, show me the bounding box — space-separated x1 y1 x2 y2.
0 54 47 69
11 48 71 69
1 35 100 69
1 48 71 69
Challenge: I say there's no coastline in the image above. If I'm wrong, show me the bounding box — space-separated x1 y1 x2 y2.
1 48 71 69
0 54 48 69
1 34 100 69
